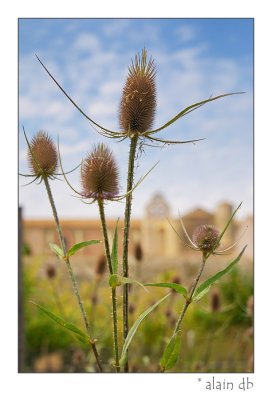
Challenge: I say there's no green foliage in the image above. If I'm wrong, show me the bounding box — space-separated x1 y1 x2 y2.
31 301 90 344
160 332 182 371
119 293 171 366
194 246 247 300
111 219 119 274
109 274 147 291
145 282 187 298
66 240 101 257
49 243 64 259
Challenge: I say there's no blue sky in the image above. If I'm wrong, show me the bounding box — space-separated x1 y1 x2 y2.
19 18 253 220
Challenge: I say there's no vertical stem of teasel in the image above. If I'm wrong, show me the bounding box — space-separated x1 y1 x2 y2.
122 135 138 372
173 255 207 336
43 176 103 372
97 198 120 373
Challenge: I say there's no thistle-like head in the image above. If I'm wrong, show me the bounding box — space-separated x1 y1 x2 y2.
81 143 119 200
119 48 156 135
28 131 58 178
192 224 220 255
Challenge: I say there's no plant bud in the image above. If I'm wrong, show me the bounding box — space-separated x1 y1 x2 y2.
28 131 58 177
119 48 156 134
192 224 220 254
81 143 119 200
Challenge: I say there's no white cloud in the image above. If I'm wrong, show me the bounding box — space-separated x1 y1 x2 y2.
19 22 253 220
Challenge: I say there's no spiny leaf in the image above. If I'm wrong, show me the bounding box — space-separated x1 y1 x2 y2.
49 243 64 259
145 282 188 298
30 301 90 344
160 332 182 371
67 240 101 257
111 219 119 274
119 293 171 366
194 245 247 300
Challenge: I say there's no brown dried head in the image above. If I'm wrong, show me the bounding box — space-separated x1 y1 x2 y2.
119 48 156 135
28 131 58 178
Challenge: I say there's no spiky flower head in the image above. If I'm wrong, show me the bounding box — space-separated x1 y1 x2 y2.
119 48 156 135
28 131 58 178
192 224 220 254
81 143 119 200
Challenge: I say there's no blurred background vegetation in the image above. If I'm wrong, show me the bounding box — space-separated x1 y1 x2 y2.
20 252 253 373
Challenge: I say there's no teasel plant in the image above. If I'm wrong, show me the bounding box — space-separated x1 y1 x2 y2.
20 128 103 372
58 141 160 372
35 48 244 371
145 202 247 372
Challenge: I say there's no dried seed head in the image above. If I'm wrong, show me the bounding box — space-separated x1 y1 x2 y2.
192 224 220 254
134 242 143 262
28 131 58 177
95 255 107 276
119 48 156 134
210 287 221 312
45 264 56 280
81 143 119 200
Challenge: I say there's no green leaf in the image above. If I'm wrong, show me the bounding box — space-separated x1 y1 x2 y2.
194 245 247 300
145 282 188 298
193 285 211 301
108 274 121 288
49 243 64 259
160 332 182 371
209 202 242 256
30 301 90 344
119 293 171 366
145 92 244 136
109 274 148 292
111 219 119 274
67 240 101 257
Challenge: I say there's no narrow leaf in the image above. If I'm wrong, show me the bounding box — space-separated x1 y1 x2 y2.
145 282 188 298
30 301 90 343
111 219 119 274
145 92 244 136
193 285 211 301
109 274 148 292
35 54 121 136
49 243 64 259
160 332 182 371
119 293 171 366
209 202 243 256
194 245 247 300
67 240 101 257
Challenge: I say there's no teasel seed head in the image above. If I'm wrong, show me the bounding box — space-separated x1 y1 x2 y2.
45 264 56 280
210 287 221 312
95 255 107 276
192 224 220 254
81 143 119 200
119 48 156 134
28 131 58 178
134 242 143 262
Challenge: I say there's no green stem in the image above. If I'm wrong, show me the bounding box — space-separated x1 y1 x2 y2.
122 135 138 372
173 255 207 336
43 176 103 372
98 198 120 372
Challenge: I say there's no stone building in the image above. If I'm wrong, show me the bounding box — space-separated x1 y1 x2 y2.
22 194 253 267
